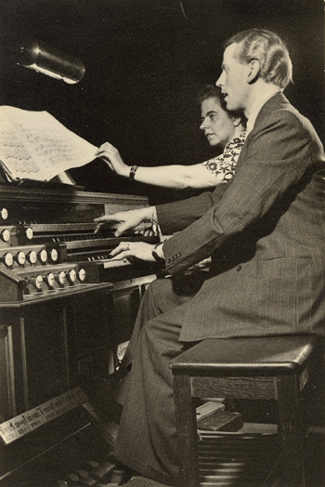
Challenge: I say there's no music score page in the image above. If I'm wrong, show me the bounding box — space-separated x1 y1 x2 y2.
0 106 98 181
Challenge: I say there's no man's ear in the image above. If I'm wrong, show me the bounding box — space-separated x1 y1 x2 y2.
247 59 260 84
232 116 242 127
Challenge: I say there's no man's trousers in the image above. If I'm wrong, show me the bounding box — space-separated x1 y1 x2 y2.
113 276 200 486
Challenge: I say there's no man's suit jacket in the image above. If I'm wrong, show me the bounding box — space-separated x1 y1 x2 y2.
156 93 325 340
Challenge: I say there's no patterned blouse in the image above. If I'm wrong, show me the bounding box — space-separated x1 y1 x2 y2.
202 131 246 183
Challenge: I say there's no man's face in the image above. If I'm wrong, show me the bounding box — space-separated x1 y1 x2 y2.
200 97 236 148
216 43 250 112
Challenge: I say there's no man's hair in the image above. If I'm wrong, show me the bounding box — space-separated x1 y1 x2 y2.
197 84 247 127
225 29 293 90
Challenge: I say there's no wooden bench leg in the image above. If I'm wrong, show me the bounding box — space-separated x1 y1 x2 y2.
173 374 200 487
277 376 305 487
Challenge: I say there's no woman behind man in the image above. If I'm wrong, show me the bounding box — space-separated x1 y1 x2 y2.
96 85 246 189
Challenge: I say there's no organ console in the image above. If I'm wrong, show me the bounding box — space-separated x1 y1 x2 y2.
0 181 160 486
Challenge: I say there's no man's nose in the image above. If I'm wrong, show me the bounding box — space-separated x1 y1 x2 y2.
216 73 223 87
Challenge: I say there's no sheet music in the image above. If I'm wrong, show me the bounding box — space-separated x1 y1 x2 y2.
0 106 98 181
0 114 39 179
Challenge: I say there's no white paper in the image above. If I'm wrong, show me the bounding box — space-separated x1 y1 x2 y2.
0 105 98 181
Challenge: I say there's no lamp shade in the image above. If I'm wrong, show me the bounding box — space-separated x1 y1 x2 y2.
17 40 85 84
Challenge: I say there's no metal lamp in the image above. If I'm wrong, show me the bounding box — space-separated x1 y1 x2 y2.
17 40 85 84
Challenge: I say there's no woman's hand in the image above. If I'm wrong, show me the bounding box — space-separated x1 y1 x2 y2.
110 241 157 263
96 142 129 177
94 207 155 237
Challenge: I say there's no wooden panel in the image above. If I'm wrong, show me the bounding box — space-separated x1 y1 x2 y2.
112 285 141 346
173 374 200 487
0 326 15 420
20 303 70 411
191 376 277 401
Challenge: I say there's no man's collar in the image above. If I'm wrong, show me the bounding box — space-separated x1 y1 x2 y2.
246 91 283 135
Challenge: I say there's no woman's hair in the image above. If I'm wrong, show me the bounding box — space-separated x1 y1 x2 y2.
225 29 293 90
197 84 246 127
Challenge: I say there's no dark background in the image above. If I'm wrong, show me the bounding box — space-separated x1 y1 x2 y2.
0 0 324 204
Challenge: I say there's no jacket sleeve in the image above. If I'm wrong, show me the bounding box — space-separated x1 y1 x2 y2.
156 178 229 235
162 108 317 274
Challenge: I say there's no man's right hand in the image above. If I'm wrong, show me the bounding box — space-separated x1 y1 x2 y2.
94 206 156 237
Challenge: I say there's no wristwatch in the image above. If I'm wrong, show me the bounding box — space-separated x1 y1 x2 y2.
129 165 138 180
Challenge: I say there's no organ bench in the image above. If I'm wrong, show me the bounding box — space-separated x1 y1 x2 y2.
170 334 324 487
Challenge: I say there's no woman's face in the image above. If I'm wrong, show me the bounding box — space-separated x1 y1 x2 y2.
200 97 236 148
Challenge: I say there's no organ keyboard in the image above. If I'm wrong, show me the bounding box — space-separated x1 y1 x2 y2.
31 222 158 264
0 181 160 486
0 184 160 302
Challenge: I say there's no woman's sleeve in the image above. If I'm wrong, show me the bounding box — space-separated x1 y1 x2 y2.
202 135 244 183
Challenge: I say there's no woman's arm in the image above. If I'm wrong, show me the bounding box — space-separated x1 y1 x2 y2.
95 141 232 189
134 164 226 189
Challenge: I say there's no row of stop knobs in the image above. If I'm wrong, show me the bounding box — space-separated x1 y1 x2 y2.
2 247 59 268
26 267 87 290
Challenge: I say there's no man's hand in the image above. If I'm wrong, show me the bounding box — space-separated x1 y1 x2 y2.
94 207 155 237
110 241 157 262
